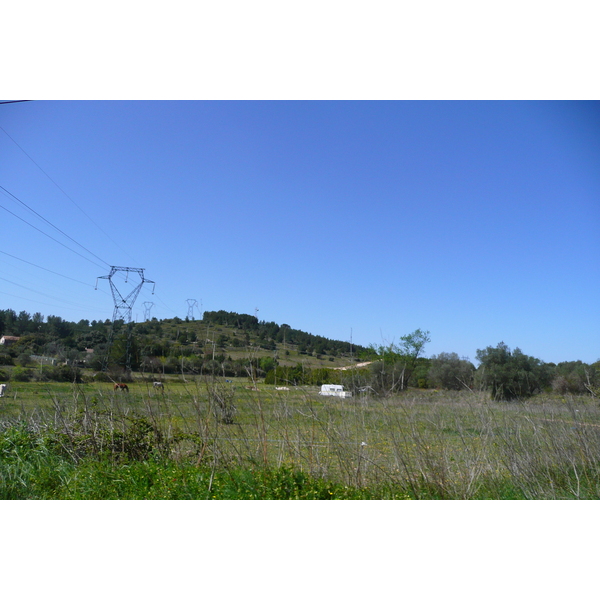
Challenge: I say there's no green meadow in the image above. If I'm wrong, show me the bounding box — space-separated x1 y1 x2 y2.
2 376 600 499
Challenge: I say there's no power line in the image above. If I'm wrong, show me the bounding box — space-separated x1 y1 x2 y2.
0 117 167 320
0 124 141 266
0 184 110 268
0 275 107 313
0 198 106 269
0 196 167 317
0 199 107 270
0 249 111 295
0 288 108 316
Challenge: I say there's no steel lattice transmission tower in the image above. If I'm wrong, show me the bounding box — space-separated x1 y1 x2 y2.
186 299 199 320
97 267 155 323
96 266 155 372
143 301 155 321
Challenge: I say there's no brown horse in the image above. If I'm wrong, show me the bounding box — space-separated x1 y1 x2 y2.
114 383 129 392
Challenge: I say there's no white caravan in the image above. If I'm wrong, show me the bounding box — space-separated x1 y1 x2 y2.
319 384 352 398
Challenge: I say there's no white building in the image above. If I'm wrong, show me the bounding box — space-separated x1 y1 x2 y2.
319 384 352 398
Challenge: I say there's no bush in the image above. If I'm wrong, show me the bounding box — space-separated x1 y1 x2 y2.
0 354 14 366
551 361 598 395
89 371 112 382
16 352 33 367
11 366 32 382
35 365 82 383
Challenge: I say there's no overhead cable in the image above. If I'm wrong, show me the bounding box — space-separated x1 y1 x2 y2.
0 198 107 270
0 275 107 313
0 249 109 293
0 124 141 266
0 184 110 268
0 288 108 316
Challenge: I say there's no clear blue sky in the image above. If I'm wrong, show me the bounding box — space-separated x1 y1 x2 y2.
1 100 599 364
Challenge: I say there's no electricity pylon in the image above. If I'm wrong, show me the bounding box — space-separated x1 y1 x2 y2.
96 266 155 372
97 267 155 323
186 299 198 320
143 301 155 321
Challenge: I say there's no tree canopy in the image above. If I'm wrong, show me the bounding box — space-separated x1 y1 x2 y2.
475 342 552 400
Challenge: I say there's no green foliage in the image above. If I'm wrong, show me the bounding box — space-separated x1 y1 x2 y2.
264 365 307 386
0 424 384 499
0 353 14 366
552 361 599 395
202 311 365 357
368 360 408 395
309 368 341 386
264 364 341 386
428 352 475 390
16 352 33 367
11 366 32 381
37 365 83 383
259 356 277 375
0 307 368 382
0 426 75 499
475 342 552 400
368 329 431 392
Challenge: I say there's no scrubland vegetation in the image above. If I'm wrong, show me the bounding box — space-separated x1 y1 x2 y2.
1 308 599 499
3 381 600 500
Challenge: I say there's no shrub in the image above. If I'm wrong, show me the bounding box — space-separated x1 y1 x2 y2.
89 371 112 382
0 354 14 366
551 361 598 395
34 365 82 383
11 366 32 382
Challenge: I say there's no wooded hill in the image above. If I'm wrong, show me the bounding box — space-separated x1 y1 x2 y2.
0 308 368 381
1 307 599 399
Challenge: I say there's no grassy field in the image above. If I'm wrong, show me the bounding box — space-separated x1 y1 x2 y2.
2 375 600 499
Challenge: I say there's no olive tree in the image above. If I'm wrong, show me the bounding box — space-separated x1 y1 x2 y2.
475 342 551 401
428 352 475 390
551 361 599 395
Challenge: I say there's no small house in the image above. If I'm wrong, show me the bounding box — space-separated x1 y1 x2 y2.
0 336 20 346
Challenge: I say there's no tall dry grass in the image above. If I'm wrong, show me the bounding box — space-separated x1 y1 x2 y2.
3 381 600 498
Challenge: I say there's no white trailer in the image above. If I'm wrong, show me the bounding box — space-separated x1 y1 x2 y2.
319 384 352 398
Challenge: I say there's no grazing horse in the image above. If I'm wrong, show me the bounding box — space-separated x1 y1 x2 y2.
114 383 129 392
0 384 6 397
153 381 164 389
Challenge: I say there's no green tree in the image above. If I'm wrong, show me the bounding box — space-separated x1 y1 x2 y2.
551 361 599 395
475 342 551 401
369 329 431 393
428 352 475 390
259 356 277 375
